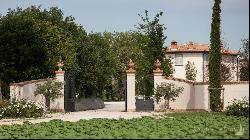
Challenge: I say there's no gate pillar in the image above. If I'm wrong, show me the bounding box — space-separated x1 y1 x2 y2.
53 60 65 112
153 59 163 112
126 59 136 112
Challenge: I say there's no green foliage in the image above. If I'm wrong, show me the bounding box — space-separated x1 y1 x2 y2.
162 57 175 77
136 10 173 96
0 112 248 139
225 97 249 117
185 61 197 81
75 31 149 99
76 32 122 98
0 6 85 98
239 39 249 81
34 80 63 110
240 66 249 81
154 83 184 109
209 0 223 112
221 63 232 81
0 99 44 119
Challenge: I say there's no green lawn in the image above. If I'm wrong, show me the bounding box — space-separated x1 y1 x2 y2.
0 112 248 139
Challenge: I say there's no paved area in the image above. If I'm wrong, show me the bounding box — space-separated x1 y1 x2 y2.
0 102 166 126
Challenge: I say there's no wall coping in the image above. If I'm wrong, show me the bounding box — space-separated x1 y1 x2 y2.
9 78 55 87
163 77 249 85
164 77 195 84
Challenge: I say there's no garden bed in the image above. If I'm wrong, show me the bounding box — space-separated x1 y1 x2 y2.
0 112 248 139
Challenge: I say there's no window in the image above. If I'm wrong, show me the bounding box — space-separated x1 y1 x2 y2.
204 54 209 65
175 54 183 65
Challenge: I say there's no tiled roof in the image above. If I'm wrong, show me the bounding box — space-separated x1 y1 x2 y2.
165 41 239 55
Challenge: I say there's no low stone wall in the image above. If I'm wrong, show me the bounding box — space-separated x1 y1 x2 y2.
75 98 105 111
9 70 65 112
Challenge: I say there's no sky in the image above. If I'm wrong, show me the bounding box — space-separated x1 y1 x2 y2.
0 0 249 51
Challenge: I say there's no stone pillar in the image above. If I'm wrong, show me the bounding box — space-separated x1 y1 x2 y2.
126 59 136 112
153 59 163 112
52 60 65 112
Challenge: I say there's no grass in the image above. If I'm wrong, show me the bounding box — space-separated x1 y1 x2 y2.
0 112 248 139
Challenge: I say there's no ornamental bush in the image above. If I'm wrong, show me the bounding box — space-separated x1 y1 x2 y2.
0 99 45 119
185 61 197 81
225 97 249 117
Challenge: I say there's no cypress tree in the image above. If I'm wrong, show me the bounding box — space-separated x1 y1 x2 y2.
209 0 223 112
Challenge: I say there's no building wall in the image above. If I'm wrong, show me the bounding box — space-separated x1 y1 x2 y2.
166 53 238 82
166 53 204 82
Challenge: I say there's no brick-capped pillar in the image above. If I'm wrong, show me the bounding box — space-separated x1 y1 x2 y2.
52 60 65 112
126 59 136 112
153 59 163 111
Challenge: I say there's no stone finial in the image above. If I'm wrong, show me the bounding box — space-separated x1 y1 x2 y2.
154 59 161 71
57 59 64 71
127 58 135 72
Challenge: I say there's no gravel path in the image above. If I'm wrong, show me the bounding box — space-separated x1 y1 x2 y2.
0 102 166 126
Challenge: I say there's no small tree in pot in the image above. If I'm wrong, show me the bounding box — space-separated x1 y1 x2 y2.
34 80 63 110
154 82 184 110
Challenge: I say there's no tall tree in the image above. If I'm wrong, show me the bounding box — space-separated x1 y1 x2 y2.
136 10 173 96
0 6 85 98
208 0 223 112
76 32 122 98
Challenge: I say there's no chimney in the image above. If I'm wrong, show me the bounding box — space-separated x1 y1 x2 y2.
171 40 177 49
189 41 193 45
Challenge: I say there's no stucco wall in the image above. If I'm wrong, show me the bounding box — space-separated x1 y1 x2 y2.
154 73 249 110
166 53 204 82
222 83 249 109
9 74 65 111
194 84 209 110
154 74 196 110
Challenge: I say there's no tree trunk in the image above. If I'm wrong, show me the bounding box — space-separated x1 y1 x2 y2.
165 99 170 109
111 92 115 101
45 96 50 111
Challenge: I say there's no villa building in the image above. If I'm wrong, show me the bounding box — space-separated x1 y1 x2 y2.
165 40 240 82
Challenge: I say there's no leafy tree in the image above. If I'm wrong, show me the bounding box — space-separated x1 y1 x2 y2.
76 32 122 98
136 10 173 96
104 31 146 100
239 38 249 81
0 6 86 98
34 80 63 110
208 0 223 112
154 82 184 110
185 61 197 81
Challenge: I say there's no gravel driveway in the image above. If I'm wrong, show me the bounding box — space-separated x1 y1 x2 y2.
0 102 165 126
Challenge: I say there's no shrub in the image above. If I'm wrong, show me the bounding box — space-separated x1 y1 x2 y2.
225 97 249 117
0 99 44 119
154 82 184 110
185 61 197 81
